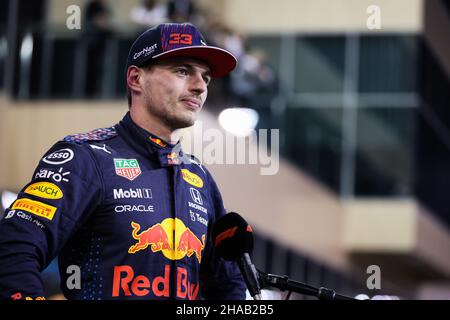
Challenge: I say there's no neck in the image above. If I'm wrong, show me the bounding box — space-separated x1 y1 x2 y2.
129 107 180 145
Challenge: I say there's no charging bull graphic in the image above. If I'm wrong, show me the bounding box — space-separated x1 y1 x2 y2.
177 229 205 263
128 218 205 263
128 222 171 254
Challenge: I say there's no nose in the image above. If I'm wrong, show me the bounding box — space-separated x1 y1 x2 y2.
189 72 207 95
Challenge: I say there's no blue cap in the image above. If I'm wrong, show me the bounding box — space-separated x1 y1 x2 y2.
126 23 237 77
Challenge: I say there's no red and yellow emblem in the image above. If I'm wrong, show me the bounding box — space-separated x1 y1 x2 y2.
149 137 167 148
129 218 205 263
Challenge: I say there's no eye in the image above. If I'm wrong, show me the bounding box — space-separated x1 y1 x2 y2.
175 68 188 76
202 75 211 86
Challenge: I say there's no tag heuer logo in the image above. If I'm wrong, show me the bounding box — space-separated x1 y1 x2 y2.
114 159 142 181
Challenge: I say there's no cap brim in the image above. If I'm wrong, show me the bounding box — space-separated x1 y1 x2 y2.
152 46 237 78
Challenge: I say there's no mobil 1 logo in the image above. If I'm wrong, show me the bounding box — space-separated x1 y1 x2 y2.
113 188 152 200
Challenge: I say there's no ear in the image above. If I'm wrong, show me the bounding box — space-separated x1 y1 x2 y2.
127 66 143 94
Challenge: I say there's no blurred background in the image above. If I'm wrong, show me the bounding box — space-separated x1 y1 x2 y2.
1 0 450 300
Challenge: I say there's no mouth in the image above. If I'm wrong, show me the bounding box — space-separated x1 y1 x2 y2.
181 97 202 111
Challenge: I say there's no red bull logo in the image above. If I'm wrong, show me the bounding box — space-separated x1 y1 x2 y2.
128 222 171 253
177 229 205 263
167 152 177 159
149 137 167 147
128 218 205 263
167 152 180 165
112 265 199 299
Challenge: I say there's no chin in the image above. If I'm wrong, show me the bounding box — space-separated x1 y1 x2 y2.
170 117 196 130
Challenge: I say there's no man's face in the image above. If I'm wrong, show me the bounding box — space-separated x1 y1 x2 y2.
139 57 211 131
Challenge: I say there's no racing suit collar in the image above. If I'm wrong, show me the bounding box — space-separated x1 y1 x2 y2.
116 112 184 167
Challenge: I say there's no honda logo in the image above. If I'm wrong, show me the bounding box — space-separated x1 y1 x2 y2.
189 188 203 205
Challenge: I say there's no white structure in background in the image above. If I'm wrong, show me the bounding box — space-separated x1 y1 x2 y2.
1 191 18 212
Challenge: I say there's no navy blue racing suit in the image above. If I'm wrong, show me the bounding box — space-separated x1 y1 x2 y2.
0 112 246 300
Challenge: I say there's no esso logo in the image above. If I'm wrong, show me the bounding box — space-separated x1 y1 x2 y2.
42 148 74 165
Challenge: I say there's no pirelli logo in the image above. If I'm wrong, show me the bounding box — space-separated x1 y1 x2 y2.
12 198 57 221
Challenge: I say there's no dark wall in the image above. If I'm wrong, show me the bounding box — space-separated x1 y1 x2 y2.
416 40 450 226
2 0 46 97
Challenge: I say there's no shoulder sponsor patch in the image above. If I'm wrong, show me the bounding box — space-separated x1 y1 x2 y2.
4 210 46 230
24 182 63 200
181 169 203 188
42 148 74 165
12 198 57 221
114 158 142 181
34 167 70 183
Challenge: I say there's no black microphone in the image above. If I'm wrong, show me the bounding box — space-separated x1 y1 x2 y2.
212 212 262 300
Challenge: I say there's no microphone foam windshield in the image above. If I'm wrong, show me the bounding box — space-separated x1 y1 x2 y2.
212 212 254 261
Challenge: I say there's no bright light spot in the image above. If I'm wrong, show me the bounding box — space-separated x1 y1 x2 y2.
20 33 33 60
355 294 370 300
218 108 259 137
1 191 18 210
371 295 400 300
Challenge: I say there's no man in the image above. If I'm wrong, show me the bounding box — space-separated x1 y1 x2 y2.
0 23 246 300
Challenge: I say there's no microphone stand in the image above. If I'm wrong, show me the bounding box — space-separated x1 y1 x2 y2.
258 270 355 300
240 254 262 300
